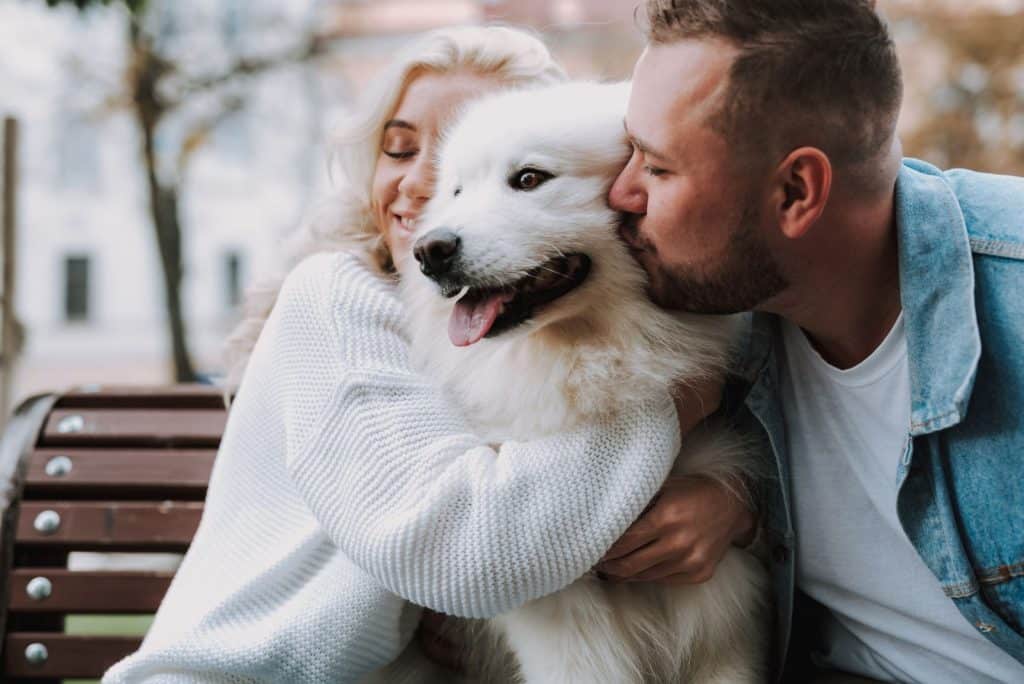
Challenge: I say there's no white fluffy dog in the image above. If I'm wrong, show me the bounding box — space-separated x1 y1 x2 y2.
398 82 768 683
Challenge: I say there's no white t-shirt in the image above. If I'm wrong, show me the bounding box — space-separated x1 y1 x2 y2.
780 313 1024 683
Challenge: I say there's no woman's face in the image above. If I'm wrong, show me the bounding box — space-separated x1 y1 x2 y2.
371 70 499 264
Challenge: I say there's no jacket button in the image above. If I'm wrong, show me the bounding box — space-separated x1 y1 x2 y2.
772 544 789 564
976 621 996 633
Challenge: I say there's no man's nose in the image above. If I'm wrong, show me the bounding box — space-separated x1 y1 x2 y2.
608 159 647 215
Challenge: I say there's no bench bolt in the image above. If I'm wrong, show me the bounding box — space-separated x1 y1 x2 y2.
57 414 85 433
27 576 53 600
25 642 48 665
33 510 61 535
45 455 73 477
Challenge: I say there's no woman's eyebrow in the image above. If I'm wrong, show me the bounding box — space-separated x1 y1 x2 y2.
384 119 416 132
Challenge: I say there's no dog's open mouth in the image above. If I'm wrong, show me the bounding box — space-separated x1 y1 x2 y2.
446 254 591 347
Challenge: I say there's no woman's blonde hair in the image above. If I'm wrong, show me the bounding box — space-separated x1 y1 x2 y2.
222 25 565 390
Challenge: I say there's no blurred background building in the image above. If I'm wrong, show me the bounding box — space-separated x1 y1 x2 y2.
0 0 1022 415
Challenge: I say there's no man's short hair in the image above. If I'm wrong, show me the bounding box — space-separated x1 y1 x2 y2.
644 0 903 174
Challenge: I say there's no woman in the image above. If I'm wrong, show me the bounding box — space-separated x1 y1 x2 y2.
103 26 749 684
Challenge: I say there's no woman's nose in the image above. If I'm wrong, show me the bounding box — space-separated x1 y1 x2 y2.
399 152 435 201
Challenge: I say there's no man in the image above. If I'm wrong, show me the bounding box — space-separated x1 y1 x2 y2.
599 0 1024 682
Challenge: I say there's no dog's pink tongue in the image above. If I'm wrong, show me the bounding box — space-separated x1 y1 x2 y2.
449 292 508 347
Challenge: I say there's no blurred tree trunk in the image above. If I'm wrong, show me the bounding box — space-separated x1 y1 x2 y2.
129 17 195 382
43 0 327 382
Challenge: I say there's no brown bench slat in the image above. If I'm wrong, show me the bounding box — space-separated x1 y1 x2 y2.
40 409 227 447
59 384 228 410
15 502 203 551
4 633 141 678
8 569 174 613
24 448 215 498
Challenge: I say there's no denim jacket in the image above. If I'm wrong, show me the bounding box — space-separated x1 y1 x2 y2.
732 159 1024 680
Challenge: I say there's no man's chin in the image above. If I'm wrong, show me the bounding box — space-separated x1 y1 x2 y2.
645 263 732 314
627 247 733 313
646 281 689 311
643 265 688 311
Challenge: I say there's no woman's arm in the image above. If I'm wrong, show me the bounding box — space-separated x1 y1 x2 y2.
257 252 681 619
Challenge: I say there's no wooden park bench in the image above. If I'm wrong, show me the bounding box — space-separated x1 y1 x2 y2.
0 385 227 682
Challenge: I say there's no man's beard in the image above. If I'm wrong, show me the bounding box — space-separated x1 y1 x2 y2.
623 204 788 315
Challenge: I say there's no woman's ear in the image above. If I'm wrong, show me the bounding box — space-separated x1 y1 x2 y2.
773 147 831 240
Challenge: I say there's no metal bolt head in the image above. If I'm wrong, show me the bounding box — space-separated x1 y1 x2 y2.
45 455 73 477
26 576 53 601
57 414 85 434
33 510 61 535
24 642 48 665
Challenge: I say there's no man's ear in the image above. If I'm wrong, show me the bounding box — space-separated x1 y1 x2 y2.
773 147 831 240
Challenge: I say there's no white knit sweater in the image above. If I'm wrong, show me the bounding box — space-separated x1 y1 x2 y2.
102 252 681 684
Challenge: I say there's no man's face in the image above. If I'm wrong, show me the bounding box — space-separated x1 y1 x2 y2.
608 39 787 314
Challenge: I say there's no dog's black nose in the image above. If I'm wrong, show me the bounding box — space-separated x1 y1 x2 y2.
413 229 461 278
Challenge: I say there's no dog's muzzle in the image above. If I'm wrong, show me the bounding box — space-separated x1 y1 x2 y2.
413 229 461 279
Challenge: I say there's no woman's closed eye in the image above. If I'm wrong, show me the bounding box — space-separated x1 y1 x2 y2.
381 127 419 160
383 148 418 160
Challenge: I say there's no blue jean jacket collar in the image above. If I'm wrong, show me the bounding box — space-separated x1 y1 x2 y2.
895 159 982 435
740 159 982 436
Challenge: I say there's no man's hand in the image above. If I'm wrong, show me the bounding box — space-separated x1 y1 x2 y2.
594 373 754 584
595 474 756 584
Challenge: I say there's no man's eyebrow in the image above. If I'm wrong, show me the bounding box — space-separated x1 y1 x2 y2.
384 119 416 132
623 119 672 163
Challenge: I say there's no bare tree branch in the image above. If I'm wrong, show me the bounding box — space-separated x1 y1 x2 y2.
176 93 245 174
170 35 331 104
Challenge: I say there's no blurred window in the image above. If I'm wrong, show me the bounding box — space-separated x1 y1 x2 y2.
223 0 242 45
224 251 243 310
57 115 99 191
64 255 91 322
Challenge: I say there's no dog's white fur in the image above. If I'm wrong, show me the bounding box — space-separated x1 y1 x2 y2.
397 82 768 683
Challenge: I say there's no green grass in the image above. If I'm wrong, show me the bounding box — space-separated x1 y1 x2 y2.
62 615 154 684
64 614 154 636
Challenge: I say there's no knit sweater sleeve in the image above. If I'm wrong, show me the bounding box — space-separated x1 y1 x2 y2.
268 252 680 619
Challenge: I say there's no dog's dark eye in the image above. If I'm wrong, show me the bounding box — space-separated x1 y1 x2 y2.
509 168 553 191
454 186 462 197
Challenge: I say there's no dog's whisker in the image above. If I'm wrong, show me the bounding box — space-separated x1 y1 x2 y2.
525 269 556 280
528 263 569 278
537 241 568 260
